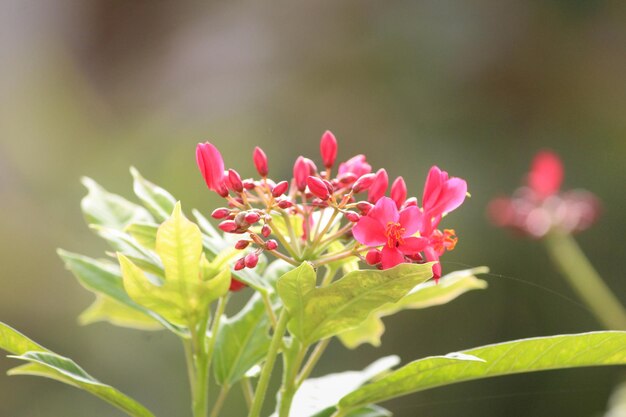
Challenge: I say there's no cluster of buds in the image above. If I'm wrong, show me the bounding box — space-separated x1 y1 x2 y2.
488 151 600 238
196 131 468 288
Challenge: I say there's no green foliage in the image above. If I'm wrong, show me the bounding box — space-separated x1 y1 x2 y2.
338 267 488 349
213 294 272 386
120 202 230 327
130 166 177 222
286 356 399 417
277 262 434 345
0 322 155 417
338 331 626 411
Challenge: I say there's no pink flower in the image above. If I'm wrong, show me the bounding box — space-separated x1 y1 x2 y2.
528 151 563 199
353 197 427 269
422 166 467 219
320 130 338 168
367 168 389 203
338 155 372 179
423 229 458 280
196 142 227 196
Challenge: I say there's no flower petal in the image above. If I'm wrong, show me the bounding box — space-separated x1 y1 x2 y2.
368 196 399 224
352 216 387 246
399 206 422 236
441 177 467 214
398 236 428 254
381 245 406 269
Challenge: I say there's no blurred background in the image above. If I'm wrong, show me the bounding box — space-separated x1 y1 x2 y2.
1 1 625 416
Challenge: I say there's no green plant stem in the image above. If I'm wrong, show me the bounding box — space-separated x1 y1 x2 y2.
544 231 626 330
192 323 210 417
261 291 278 328
278 208 302 258
278 341 307 417
296 338 330 386
240 378 254 410
208 385 230 417
205 295 229 377
248 309 290 417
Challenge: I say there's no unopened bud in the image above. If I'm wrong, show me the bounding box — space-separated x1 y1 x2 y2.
277 199 293 209
235 240 251 250
261 224 271 237
229 277 247 291
253 147 269 177
403 197 418 208
211 208 230 219
272 181 289 197
356 201 374 214
265 239 278 250
307 176 331 200
293 156 310 191
244 253 259 268
345 211 360 222
339 173 358 184
366 249 382 265
352 173 376 193
322 179 334 193
320 130 338 168
227 169 244 193
219 220 238 233
367 169 388 203
243 179 256 190
391 176 407 208
235 212 249 227
244 212 261 224
234 258 246 271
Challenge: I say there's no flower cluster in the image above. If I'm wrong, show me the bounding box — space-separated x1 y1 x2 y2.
196 131 467 288
488 151 600 238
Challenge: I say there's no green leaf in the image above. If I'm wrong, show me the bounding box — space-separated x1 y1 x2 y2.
280 356 399 417
311 406 391 417
213 294 272 385
339 331 626 410
80 177 153 230
338 267 488 349
58 249 176 332
130 167 177 222
79 296 161 330
125 222 158 251
8 351 155 417
278 263 434 345
0 322 154 417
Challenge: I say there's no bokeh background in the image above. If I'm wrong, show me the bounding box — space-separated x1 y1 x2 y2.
1 1 625 416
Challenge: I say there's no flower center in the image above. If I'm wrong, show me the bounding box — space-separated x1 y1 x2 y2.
431 229 458 253
385 222 406 248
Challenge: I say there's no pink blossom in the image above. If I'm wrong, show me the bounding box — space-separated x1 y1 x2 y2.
338 155 372 180
528 151 563 199
391 176 407 208
353 197 427 269
196 142 228 196
422 166 467 219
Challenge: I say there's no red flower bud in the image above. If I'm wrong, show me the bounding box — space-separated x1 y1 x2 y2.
227 169 244 193
265 239 278 250
272 181 289 197
211 208 230 219
277 199 293 209
366 249 382 265
345 211 360 222
261 224 271 237
218 220 238 233
235 240 250 250
234 258 246 271
320 130 338 168
339 173 358 185
293 156 310 191
229 277 247 291
253 147 268 177
243 179 255 190
307 176 331 200
244 252 259 268
244 212 261 224
196 142 228 196
351 173 376 193
322 179 334 193
356 201 374 214
391 176 407 208
367 169 388 203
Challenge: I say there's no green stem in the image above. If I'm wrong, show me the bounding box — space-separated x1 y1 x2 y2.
296 338 330 386
544 231 626 330
248 309 290 417
278 341 307 417
261 290 278 328
208 385 230 417
278 208 302 257
205 295 229 374
240 378 254 410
